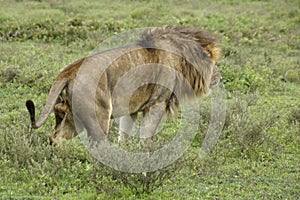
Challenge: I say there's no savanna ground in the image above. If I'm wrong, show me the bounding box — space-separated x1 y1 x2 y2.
0 0 299 199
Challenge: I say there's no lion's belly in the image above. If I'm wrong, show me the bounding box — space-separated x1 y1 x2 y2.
111 84 155 118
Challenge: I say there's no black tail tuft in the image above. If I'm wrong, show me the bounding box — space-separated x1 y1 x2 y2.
26 100 36 128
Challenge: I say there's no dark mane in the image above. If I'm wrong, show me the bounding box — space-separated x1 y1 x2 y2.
137 26 220 62
137 26 217 49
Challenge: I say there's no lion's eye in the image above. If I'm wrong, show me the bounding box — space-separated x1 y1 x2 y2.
59 95 67 104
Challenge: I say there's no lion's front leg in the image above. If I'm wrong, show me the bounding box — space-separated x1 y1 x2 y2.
84 94 112 148
140 101 167 150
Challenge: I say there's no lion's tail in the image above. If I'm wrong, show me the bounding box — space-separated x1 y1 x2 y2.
26 78 68 129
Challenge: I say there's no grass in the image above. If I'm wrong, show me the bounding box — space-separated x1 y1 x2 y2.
0 0 299 199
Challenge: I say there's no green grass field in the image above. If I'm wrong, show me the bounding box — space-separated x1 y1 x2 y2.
1 0 299 199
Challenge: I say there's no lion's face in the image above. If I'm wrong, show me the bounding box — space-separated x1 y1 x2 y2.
49 102 78 145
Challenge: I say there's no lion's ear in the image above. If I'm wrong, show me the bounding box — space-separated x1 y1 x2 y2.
205 42 221 63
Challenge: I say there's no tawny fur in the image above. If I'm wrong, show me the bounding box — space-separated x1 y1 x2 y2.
26 26 222 145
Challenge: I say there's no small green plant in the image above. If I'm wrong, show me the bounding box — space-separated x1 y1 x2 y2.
221 93 282 159
103 153 193 195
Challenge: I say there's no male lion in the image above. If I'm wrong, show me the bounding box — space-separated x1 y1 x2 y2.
26 26 222 146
